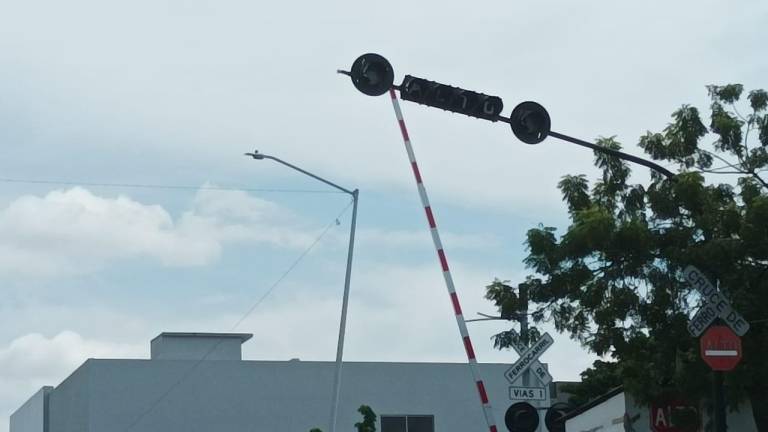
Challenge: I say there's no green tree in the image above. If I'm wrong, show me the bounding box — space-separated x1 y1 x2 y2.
308 405 377 432
486 84 768 430
354 405 377 432
558 360 622 407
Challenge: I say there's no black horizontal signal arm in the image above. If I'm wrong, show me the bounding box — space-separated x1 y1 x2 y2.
340 53 676 180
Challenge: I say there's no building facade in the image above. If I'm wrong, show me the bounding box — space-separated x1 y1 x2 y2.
11 332 559 432
563 387 757 432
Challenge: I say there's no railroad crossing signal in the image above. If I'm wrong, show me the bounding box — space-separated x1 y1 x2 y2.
509 101 551 144
349 53 395 96
343 53 551 144
504 402 539 432
544 402 572 432
400 75 504 121
343 52 677 178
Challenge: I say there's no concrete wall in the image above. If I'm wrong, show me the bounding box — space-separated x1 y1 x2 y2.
48 362 91 432
703 398 757 431
565 391 758 432
565 392 626 432
9 387 51 432
42 359 548 432
149 334 247 361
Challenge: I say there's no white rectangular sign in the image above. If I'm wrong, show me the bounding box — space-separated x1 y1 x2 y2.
505 333 554 384
509 386 547 401
683 266 750 336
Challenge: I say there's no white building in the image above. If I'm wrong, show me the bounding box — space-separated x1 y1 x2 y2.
11 332 560 432
563 386 757 432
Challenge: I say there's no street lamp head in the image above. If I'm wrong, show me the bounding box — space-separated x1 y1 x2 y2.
245 150 266 160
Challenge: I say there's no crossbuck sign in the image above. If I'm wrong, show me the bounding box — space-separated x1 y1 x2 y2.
684 266 750 337
505 333 554 384
504 329 553 385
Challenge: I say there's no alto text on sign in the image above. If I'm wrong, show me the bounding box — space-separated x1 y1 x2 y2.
649 401 700 432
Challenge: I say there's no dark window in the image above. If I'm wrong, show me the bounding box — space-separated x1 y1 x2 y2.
381 415 434 432
407 415 434 432
381 416 407 432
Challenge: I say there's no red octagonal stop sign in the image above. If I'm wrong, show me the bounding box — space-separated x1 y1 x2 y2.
700 325 742 371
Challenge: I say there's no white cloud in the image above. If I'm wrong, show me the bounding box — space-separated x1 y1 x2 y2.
0 186 500 279
0 331 141 378
0 186 316 277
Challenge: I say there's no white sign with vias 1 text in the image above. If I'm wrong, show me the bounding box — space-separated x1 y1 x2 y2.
509 386 547 401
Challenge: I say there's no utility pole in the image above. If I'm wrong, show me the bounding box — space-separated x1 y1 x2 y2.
517 285 531 387
713 370 726 432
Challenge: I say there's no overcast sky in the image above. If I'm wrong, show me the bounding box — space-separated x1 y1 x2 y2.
1 0 767 430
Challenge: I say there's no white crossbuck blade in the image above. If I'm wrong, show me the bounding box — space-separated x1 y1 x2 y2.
504 333 554 385
688 303 719 337
502 329 553 385
683 266 750 336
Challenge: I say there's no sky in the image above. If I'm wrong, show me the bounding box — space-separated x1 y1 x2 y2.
1 0 767 430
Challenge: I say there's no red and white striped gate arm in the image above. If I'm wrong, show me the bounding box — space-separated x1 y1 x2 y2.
388 88 499 432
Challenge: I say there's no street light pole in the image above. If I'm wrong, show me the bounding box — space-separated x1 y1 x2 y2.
331 187 358 432
245 150 358 432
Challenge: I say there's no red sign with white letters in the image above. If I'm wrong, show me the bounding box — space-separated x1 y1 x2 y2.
649 400 700 432
700 325 742 371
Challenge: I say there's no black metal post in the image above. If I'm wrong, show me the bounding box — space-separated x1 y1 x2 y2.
547 131 676 180
518 285 530 387
714 371 727 432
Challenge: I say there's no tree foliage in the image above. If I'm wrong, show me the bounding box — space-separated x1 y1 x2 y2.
354 405 377 432
309 405 377 432
486 84 768 428
559 360 622 407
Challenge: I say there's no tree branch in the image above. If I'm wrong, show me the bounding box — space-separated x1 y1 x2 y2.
695 169 746 175
700 149 743 172
731 104 748 123
708 164 746 172
744 122 751 155
751 171 768 189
